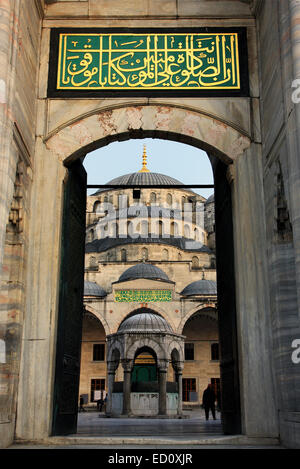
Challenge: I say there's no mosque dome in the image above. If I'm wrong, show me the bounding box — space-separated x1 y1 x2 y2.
102 171 183 187
118 310 173 333
180 279 217 296
84 281 107 298
118 263 170 283
93 145 185 194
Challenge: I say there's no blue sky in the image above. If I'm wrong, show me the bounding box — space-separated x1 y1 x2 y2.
83 138 214 198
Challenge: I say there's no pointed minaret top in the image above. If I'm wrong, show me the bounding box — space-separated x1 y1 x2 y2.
138 145 150 173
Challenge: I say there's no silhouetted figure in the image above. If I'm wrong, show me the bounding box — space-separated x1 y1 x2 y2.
202 384 216 420
97 392 104 412
79 395 86 412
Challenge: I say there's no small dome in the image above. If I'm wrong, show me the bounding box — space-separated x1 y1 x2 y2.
205 194 214 204
181 279 217 296
84 281 107 298
118 263 169 282
118 310 173 333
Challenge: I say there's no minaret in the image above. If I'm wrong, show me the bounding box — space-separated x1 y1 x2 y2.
138 145 150 173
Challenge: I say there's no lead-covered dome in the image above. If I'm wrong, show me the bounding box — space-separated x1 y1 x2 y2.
118 263 170 282
94 171 183 195
180 279 217 296
84 281 107 298
118 310 173 333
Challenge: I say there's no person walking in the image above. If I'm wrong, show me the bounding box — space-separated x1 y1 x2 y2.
79 395 86 412
202 384 216 420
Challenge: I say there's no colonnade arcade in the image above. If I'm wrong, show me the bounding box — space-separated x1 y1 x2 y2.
106 309 184 417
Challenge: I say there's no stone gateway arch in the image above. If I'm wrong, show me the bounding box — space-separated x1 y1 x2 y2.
0 0 299 449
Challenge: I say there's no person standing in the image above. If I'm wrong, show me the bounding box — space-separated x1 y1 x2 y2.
202 383 216 420
79 395 86 412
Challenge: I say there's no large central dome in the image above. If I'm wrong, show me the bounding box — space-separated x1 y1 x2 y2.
94 145 184 194
94 171 183 194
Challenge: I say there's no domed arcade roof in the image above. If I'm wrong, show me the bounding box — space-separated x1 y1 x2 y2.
118 263 170 283
180 279 217 296
84 281 107 298
118 310 173 333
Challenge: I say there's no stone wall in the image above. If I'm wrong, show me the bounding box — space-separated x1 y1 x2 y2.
254 0 300 448
0 0 42 449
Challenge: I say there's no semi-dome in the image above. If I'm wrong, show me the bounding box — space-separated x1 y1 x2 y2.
118 263 170 282
118 310 173 333
180 279 217 296
84 281 107 298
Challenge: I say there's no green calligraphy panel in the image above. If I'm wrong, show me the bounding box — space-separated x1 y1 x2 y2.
56 32 241 91
115 290 172 303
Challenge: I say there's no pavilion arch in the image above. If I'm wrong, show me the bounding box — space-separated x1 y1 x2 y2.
177 306 218 334
106 340 124 363
168 341 184 363
44 105 251 165
126 337 167 362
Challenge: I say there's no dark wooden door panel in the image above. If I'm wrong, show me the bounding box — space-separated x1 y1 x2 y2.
52 160 87 435
214 160 241 435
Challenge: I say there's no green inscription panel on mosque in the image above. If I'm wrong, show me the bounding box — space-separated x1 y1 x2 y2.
54 30 244 92
115 290 172 303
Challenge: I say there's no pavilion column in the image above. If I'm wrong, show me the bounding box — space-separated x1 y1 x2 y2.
122 359 133 416
106 362 117 416
158 360 169 416
176 364 184 416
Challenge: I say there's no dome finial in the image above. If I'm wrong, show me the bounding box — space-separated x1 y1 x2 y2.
139 145 150 173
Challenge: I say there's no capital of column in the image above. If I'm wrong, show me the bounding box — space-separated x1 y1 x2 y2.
158 359 169 373
121 358 133 372
175 363 184 375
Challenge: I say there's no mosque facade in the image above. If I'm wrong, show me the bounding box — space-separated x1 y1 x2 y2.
79 150 219 412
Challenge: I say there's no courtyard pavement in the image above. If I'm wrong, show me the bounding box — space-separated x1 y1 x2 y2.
8 408 283 449
76 407 222 437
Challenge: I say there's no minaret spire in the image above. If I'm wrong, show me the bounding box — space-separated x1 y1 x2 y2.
139 145 150 173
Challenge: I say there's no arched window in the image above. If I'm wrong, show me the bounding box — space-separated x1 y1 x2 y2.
141 220 148 237
192 256 199 269
141 247 148 260
87 229 94 242
171 222 179 236
103 195 108 203
162 249 169 260
211 343 219 361
159 220 163 237
93 201 101 213
194 228 200 241
89 256 98 270
178 252 182 261
184 224 190 238
167 193 172 206
150 192 157 204
121 249 127 262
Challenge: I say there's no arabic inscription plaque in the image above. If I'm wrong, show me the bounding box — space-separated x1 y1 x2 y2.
48 29 248 96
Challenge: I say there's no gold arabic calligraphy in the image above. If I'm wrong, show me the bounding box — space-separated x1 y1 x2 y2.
57 33 240 90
